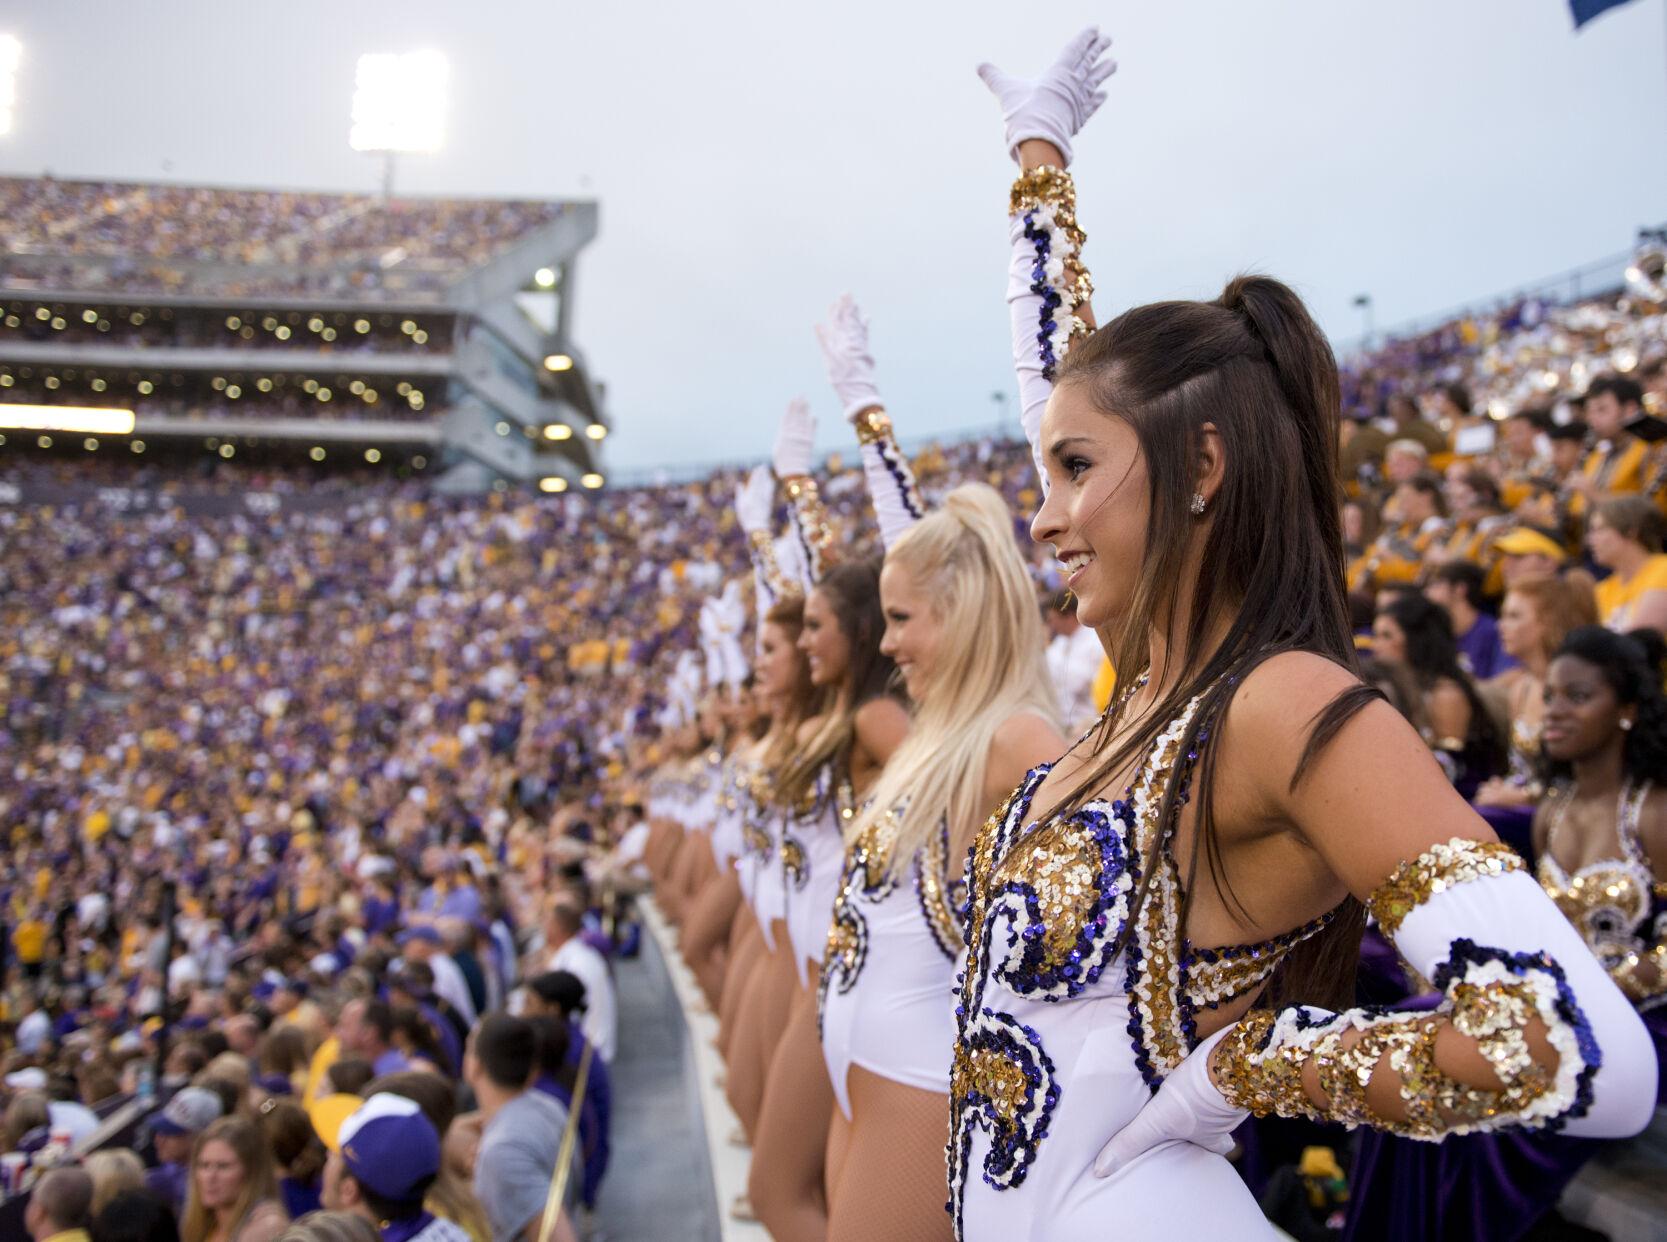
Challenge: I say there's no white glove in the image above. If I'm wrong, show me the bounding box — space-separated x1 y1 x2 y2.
734 464 775 536
977 27 1117 166
813 294 884 421
772 397 816 478
1092 1026 1245 1178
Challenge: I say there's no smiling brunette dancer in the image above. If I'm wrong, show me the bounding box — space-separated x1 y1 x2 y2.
948 29 1656 1241
810 296 1066 1241
747 398 910 1242
721 457 822 1184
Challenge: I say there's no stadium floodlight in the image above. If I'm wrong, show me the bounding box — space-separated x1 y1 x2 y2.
534 268 557 289
350 50 447 196
580 473 604 490
543 354 573 373
0 36 20 136
0 404 134 435
585 424 607 441
539 476 569 493
543 423 573 441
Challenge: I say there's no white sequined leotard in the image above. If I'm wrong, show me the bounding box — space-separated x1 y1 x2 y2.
949 690 1335 1241
818 811 967 1117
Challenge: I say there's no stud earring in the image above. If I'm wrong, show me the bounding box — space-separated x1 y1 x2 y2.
1622 718 1634 731
1189 492 1207 516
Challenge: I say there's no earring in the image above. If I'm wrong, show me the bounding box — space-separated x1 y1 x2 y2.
1189 492 1207 516
1622 718 1634 731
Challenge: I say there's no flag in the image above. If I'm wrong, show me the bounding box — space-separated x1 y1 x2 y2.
1570 0 1640 28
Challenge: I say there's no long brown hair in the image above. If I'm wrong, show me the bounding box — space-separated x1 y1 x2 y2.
1049 274 1374 1010
181 1116 281 1242
773 558 898 809
754 595 823 779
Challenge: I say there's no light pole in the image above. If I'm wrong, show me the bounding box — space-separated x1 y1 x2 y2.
1352 293 1375 351
349 50 449 198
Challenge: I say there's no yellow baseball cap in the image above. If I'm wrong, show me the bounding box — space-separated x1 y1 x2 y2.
1492 528 1566 562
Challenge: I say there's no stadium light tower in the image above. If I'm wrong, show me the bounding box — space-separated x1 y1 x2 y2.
349 50 448 197
0 35 21 135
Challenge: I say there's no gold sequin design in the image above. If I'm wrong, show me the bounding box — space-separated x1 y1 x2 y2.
1217 950 1589 1139
852 407 893 445
1367 839 1524 937
918 820 969 959
783 475 834 575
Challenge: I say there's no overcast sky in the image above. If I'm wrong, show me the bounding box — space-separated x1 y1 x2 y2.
3 1 1664 472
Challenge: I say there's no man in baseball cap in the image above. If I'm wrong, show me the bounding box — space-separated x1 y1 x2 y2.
145 1086 222 1214
313 1092 469 1242
1493 526 1567 587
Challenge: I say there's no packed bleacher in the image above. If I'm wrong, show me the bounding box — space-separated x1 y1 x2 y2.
0 175 570 300
0 301 452 354
0 243 1665 1242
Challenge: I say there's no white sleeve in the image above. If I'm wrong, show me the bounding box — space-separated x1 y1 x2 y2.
853 410 926 550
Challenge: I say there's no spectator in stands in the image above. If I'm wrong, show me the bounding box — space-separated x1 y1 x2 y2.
1391 392 1449 455
90 1189 179 1242
26 1166 95 1242
258 1100 325 1221
1382 438 1431 487
180 1117 287 1242
272 1215 376 1242
146 1087 224 1216
538 902 615 1065
332 1002 406 1079
85 1150 146 1216
1042 591 1104 733
1372 591 1504 796
1589 495 1667 632
396 931 476 1029
1568 375 1649 509
1424 561 1513 680
1493 525 1567 587
314 1093 468 1242
462 1015 578 1242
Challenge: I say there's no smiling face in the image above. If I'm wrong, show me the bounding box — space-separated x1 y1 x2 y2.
798 586 852 688
1586 511 1628 569
1542 653 1628 762
193 1138 247 1212
755 620 802 700
1371 612 1408 663
1497 590 1544 662
878 560 943 703
1029 384 1152 631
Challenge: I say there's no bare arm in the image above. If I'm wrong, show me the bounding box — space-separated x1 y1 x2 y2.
1209 652 1655 1140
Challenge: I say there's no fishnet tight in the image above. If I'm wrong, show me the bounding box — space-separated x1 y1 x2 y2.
750 972 833 1242
826 1066 953 1242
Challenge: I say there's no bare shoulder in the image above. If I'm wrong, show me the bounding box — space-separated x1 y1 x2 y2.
854 695 910 760
990 710 1068 769
1638 784 1667 881
1225 650 1365 743
984 710 1068 804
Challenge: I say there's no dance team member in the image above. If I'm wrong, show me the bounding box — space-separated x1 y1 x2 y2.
811 295 1065 1240
948 29 1655 1241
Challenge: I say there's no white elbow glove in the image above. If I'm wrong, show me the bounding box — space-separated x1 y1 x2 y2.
814 294 885 421
772 398 816 480
976 27 1116 166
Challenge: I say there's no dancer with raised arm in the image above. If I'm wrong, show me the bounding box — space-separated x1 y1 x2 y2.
747 399 911 1242
810 296 1066 1241
948 29 1657 1241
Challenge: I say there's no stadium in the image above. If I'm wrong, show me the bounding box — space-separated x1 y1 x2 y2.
2 7 1667 1242
0 174 607 502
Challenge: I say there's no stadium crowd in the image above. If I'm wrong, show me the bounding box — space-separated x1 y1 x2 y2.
0 303 451 355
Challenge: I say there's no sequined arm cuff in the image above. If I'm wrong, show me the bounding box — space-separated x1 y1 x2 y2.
746 528 794 603
1214 937 1598 1140
1010 165 1094 384
852 408 926 551
1366 838 1524 937
1611 943 1667 1011
782 475 833 584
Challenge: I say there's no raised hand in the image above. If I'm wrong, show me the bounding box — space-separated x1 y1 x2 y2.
733 463 775 535
813 294 884 421
772 397 816 479
977 27 1116 166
